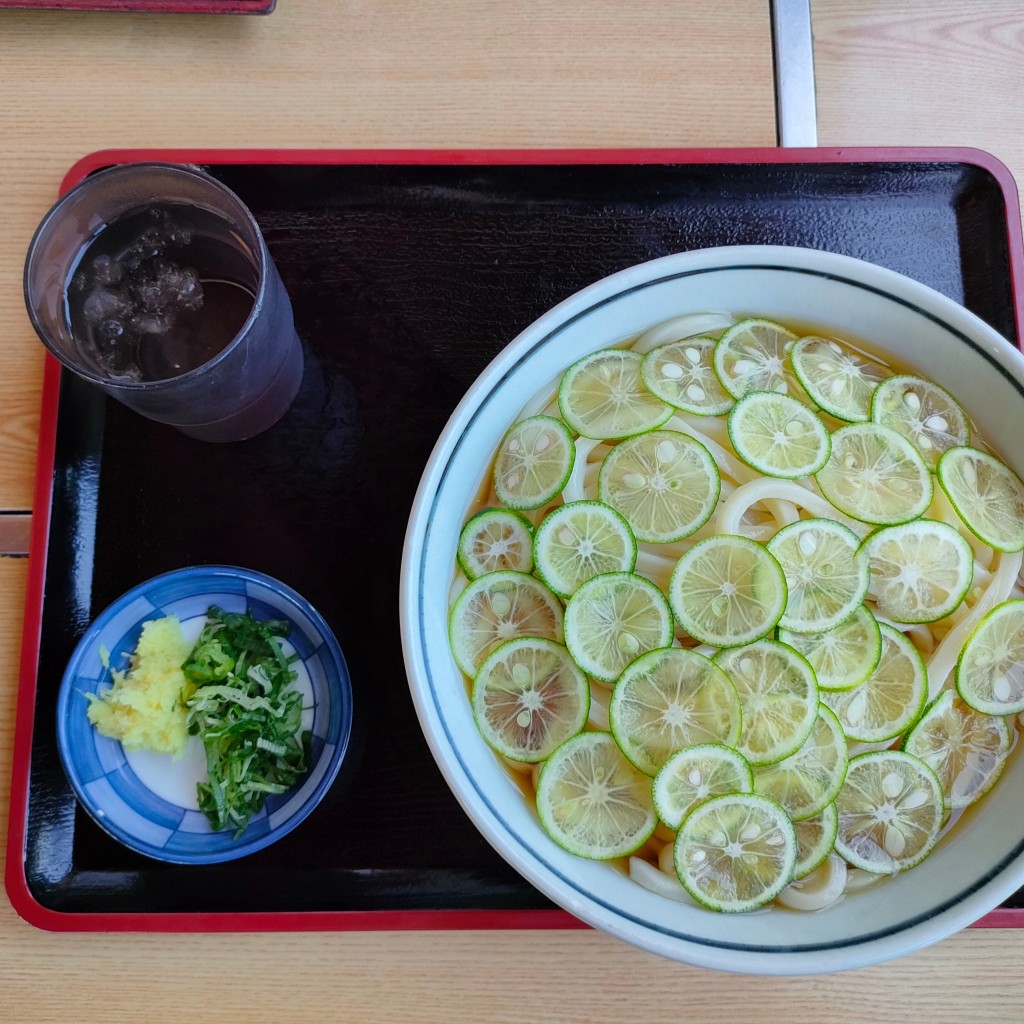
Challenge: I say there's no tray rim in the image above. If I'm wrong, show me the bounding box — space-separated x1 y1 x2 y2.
0 0 275 12
8 145 1024 933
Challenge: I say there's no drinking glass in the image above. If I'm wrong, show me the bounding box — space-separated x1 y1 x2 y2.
24 162 303 442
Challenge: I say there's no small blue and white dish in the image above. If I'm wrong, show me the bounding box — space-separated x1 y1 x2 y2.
56 565 352 865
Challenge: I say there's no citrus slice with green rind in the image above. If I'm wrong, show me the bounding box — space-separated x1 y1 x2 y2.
871 374 969 470
822 623 927 743
669 534 788 648
779 605 882 692
533 500 637 599
563 572 673 683
652 743 754 830
728 391 830 479
937 446 1024 553
640 336 734 415
493 415 576 510
767 518 869 632
537 731 658 859
457 508 534 579
673 793 798 911
903 690 1011 809
863 519 973 624
815 422 932 525
834 750 944 874
472 638 590 762
714 639 819 766
598 429 720 543
558 348 672 440
956 599 1024 714
753 704 848 820
793 802 839 880
449 570 564 677
790 335 890 422
609 649 742 776
712 318 800 400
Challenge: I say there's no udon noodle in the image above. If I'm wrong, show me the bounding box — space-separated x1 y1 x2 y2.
450 311 1024 913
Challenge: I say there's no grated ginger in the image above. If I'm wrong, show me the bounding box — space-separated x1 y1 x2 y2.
86 615 195 758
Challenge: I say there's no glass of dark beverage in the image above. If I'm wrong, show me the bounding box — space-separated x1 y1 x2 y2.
24 162 303 442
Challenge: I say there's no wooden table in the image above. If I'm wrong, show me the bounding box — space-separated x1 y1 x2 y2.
1 3 1023 1020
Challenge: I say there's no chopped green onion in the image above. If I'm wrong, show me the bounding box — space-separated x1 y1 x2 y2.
183 606 311 837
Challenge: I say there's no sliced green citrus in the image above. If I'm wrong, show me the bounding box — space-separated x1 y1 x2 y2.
609 649 742 776
712 318 800 400
903 690 1011 809
563 571 673 683
779 605 882 692
789 335 890 423
457 508 534 579
673 793 798 912
537 731 658 859
956 599 1024 714
640 336 734 416
728 391 830 479
472 638 589 762
815 422 932 525
669 534 787 648
767 519 869 632
834 750 944 874
597 429 720 543
652 743 754 830
533 500 637 599
493 415 575 510
714 640 819 766
863 519 973 623
557 349 672 440
937 446 1024 553
821 623 927 743
871 374 969 470
793 802 839 879
448 570 564 677
753 704 848 820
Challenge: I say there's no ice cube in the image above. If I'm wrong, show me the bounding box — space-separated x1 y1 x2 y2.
82 288 128 324
96 317 126 343
134 312 171 336
167 222 193 246
91 254 124 287
176 267 203 310
132 260 202 316
135 278 169 314
118 229 164 269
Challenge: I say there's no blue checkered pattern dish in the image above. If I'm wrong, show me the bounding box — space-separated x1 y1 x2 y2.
56 565 352 864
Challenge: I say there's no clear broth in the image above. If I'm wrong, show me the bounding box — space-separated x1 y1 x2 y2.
451 314 1021 904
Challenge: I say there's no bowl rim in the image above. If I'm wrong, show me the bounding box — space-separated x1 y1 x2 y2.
400 244 1024 974
56 563 353 865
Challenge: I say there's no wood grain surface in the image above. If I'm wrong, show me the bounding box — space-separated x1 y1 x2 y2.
6 2 1024 1021
814 0 1024 192
0 0 775 512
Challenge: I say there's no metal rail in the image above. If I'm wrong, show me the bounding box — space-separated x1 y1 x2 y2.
771 0 818 147
0 513 30 558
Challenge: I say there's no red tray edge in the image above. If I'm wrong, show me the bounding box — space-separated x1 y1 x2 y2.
0 1 275 12
8 145 1023 934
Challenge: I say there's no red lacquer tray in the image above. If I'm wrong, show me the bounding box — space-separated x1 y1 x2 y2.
7 146 1024 932
0 0 273 12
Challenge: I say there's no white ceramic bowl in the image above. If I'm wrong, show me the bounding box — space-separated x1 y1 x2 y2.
400 245 1024 974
